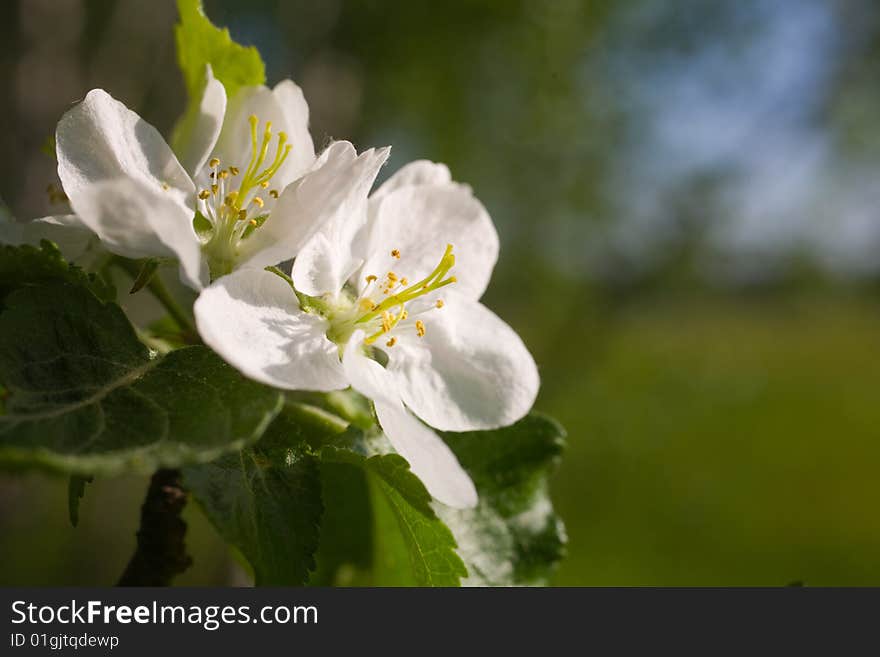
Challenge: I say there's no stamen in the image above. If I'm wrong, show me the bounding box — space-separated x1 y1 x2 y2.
435 299 445 308
249 219 258 227
209 157 221 168
198 189 211 200
391 249 401 259
365 275 378 284
269 190 279 199
386 337 397 347
229 166 240 175
415 320 426 337
252 197 264 208
238 209 248 220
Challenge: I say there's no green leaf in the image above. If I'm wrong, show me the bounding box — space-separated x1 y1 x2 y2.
184 404 346 586
323 443 468 586
439 414 568 585
0 283 282 475
0 241 114 305
175 0 265 101
184 404 326 586
67 474 93 527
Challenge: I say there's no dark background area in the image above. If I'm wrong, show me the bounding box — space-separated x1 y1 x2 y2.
1 0 880 585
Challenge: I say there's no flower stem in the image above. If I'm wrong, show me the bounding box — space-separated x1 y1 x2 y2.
146 274 197 336
110 256 198 338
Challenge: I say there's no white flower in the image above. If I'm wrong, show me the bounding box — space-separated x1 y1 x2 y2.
51 67 387 288
194 160 540 508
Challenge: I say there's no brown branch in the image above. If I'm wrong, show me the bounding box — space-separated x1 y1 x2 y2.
117 468 193 586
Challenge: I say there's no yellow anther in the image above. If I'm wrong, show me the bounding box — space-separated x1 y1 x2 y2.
229 166 240 176
387 272 399 283
224 192 238 206
219 170 229 179
415 320 426 337
391 249 401 259
249 219 258 227
381 311 395 333
269 189 279 199
260 181 270 188
252 197 264 208
198 189 211 200
435 299 445 309
400 310 409 320
209 157 221 168
365 274 378 284
386 337 397 347
211 184 219 195
400 278 409 286
359 298 375 312
238 209 248 220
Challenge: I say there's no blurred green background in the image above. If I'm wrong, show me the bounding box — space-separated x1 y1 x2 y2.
2 0 880 585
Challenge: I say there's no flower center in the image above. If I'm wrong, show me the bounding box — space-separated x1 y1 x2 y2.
323 244 456 349
199 114 292 279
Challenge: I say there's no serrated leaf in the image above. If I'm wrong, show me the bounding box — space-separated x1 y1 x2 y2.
323 445 468 586
0 283 282 475
438 414 568 586
67 474 93 527
0 241 114 305
184 404 329 586
175 0 265 101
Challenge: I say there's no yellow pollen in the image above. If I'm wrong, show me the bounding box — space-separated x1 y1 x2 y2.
229 166 240 175
252 197 264 208
224 192 238 206
386 337 397 347
382 311 394 333
249 219 258 227
400 278 409 286
198 189 211 200
436 299 445 308
209 157 221 168
400 310 409 320
387 272 399 282
219 170 229 179
260 181 270 188
238 209 248 220
269 189 279 199
210 184 219 195
415 320 426 337
391 249 401 259
365 274 378 284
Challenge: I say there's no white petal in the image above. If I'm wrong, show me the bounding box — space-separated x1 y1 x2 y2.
70 178 206 290
211 83 313 191
18 215 101 263
272 79 316 182
342 333 477 509
359 182 499 300
289 142 390 296
56 89 195 205
385 290 539 432
370 159 451 201
172 65 227 177
194 268 347 391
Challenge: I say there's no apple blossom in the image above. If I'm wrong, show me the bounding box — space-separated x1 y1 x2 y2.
51 67 386 288
194 160 540 508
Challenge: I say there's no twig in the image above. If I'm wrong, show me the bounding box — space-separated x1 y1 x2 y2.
117 469 193 586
